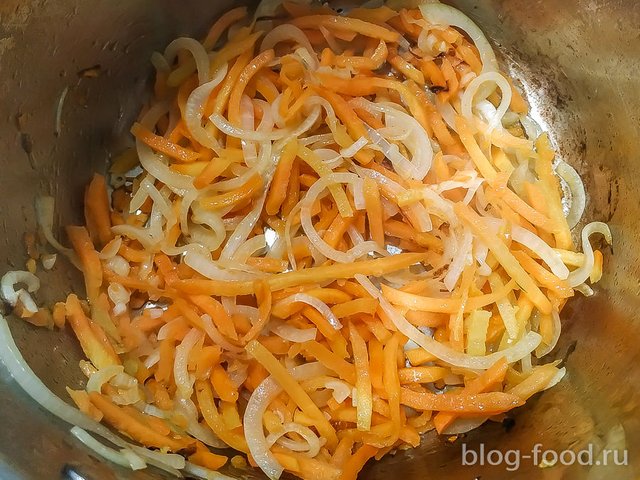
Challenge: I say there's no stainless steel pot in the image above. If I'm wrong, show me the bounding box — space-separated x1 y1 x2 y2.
0 1 638 478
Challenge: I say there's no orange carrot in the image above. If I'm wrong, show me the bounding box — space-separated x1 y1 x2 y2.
66 226 103 302
84 174 112 248
131 122 200 163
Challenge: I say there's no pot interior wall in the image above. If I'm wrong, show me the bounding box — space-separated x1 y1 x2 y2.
0 1 638 478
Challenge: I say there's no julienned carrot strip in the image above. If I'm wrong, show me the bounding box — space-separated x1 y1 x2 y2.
210 49 253 120
333 40 388 71
211 364 239 402
535 134 573 250
349 326 372 431
291 15 400 42
66 226 102 302
331 298 378 319
266 139 299 216
242 280 272 343
193 155 235 189
368 338 384 391
432 358 508 433
389 54 425 84
65 294 120 370
302 307 340 340
189 443 228 470
512 250 574 299
84 174 112 248
131 122 200 163
489 173 554 232
323 214 354 249
400 388 524 413
89 392 192 450
398 366 448 385
382 333 401 446
455 116 497 181
202 6 248 50
189 294 237 340
195 380 249 452
200 173 263 209
507 364 560 400
246 340 338 448
454 203 553 315
228 49 275 130
174 253 428 296
339 444 379 480
302 341 356 385
381 278 515 313
316 89 368 144
363 177 385 246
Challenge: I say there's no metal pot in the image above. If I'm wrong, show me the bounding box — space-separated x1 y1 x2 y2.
0 1 638 478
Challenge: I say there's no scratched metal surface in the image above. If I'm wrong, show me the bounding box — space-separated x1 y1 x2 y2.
0 0 638 479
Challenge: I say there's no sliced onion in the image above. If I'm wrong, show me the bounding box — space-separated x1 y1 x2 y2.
0 314 129 447
355 166 433 233
174 328 203 398
442 417 488 435
98 237 123 260
184 460 234 480
461 72 512 131
86 365 124 393
209 104 320 142
271 320 317 343
35 196 76 258
261 24 315 60
300 172 387 263
567 222 612 287
184 250 263 281
71 426 147 470
266 422 321 457
244 362 329 480
356 275 542 370
535 308 562 357
484 218 570 280
1 270 40 307
164 37 211 86
184 65 228 153
556 161 586 229
443 229 473 291
130 445 185 474
233 235 267 263
274 293 342 330
339 136 368 158
420 3 498 76
201 314 243 354
324 379 352 404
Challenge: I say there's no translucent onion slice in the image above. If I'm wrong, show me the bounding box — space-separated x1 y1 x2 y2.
275 293 342 330
356 275 542 370
174 328 203 398
270 321 317 343
567 222 612 287
1 270 40 307
556 160 587 229
461 72 512 131
420 3 498 75
244 362 329 480
164 37 211 86
70 426 147 470
86 365 124 393
184 65 228 153
300 173 386 263
484 217 570 280
266 422 322 457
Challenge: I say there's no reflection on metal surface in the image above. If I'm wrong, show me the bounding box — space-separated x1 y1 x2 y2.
0 0 639 479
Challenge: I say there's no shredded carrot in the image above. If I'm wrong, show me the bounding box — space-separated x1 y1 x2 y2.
84 174 112 248
23 4 607 478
